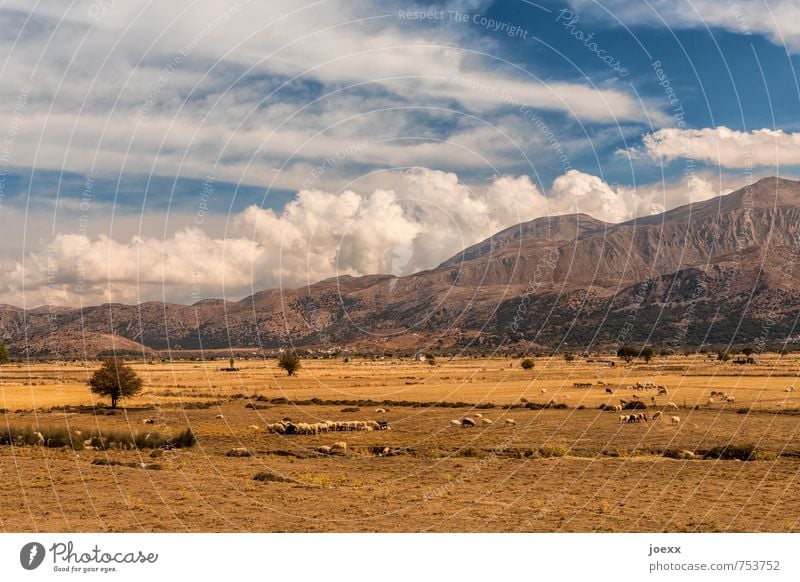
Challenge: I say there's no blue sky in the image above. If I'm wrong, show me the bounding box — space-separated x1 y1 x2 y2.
1 0 799 306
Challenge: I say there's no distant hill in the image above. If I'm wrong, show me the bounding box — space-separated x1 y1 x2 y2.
2 177 799 357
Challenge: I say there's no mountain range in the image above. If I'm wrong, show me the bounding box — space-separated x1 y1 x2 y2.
2 176 799 358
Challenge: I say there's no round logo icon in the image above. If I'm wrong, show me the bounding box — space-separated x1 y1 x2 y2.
20 542 46 570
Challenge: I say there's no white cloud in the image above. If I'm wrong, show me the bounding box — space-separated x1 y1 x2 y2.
1 167 739 307
0 0 667 195
568 0 800 53
627 126 800 168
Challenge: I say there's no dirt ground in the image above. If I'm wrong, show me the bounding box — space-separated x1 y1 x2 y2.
1 355 800 532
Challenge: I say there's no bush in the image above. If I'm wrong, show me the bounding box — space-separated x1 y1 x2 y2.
520 358 535 370
617 344 637 363
623 400 647 410
704 443 757 461
254 471 295 483
277 351 302 376
340 407 360 413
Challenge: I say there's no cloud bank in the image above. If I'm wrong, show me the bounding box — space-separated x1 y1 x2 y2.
1 168 727 308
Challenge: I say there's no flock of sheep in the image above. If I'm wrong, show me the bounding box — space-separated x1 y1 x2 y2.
451 413 517 428
264 419 390 435
619 411 680 425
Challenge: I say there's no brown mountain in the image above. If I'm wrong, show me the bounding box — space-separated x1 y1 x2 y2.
2 176 799 357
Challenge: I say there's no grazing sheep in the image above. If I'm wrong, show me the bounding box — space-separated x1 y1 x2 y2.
142 418 156 424
619 414 628 424
657 387 668 396
671 416 680 425
450 419 461 427
375 408 386 414
377 421 391 431
317 445 332 454
666 402 679 410
707 398 715 405
605 387 614 394
474 413 483 419
652 411 662 420
214 414 224 419
503 418 517 426
248 425 260 431
461 418 476 428
638 413 647 423
33 431 45 445
480 418 493 425
226 447 251 457
725 397 735 404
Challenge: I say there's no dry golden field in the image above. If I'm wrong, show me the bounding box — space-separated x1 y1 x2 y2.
2 354 800 532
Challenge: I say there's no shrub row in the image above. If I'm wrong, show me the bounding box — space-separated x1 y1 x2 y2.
0 425 196 451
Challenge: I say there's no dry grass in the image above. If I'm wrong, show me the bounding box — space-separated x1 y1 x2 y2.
1 354 799 532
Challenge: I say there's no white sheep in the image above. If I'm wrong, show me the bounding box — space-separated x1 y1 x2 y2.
480 418 493 425
666 402 678 410
474 412 483 418
503 418 517 426
450 419 461 427
214 414 224 419
671 416 680 425
142 418 156 424
33 431 45 445
652 411 662 420
248 425 260 431
375 408 386 414
330 441 347 455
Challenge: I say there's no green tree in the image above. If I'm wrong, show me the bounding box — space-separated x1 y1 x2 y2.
0 341 9 364
617 344 637 364
521 358 535 370
88 358 143 409
741 346 755 357
563 352 575 363
278 351 302 376
639 346 654 363
717 350 731 362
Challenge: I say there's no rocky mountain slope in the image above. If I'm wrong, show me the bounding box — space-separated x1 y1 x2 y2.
2 177 799 357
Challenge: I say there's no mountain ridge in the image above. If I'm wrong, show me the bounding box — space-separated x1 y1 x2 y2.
2 177 799 357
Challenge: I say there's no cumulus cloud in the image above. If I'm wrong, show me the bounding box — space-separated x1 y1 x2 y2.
625 126 800 168
544 169 721 223
1 168 735 307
